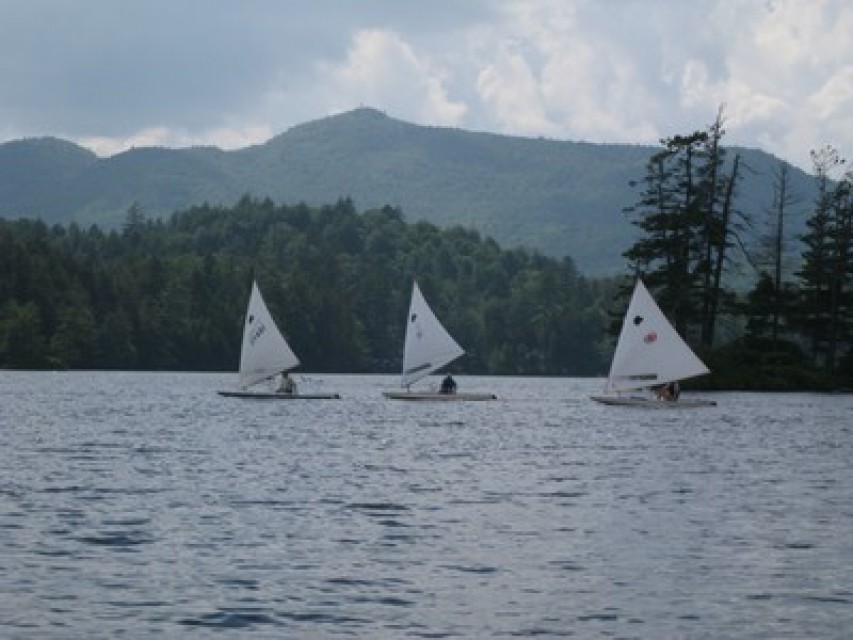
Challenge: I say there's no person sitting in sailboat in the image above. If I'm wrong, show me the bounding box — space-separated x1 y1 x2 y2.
655 381 680 401
440 374 457 394
278 373 297 395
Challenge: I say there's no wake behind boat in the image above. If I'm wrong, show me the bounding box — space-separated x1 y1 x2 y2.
383 282 496 401
590 279 716 408
383 389 497 401
589 394 716 408
217 281 340 400
218 389 341 400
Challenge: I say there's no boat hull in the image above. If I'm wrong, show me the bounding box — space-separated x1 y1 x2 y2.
218 390 340 400
590 395 716 408
383 391 497 401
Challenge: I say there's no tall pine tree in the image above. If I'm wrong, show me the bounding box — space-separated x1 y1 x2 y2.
796 145 850 370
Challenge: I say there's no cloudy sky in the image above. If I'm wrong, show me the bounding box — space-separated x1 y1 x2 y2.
1 0 850 173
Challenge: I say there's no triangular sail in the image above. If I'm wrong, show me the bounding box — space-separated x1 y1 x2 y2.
238 281 300 390
401 282 464 387
607 279 709 392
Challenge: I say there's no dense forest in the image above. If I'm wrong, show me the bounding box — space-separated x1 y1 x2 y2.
0 197 611 376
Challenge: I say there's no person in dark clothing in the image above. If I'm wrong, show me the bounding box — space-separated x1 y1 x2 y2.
440 374 457 394
278 373 297 395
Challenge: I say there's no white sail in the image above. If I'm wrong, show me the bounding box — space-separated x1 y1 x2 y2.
607 279 709 392
400 282 464 387
238 281 300 390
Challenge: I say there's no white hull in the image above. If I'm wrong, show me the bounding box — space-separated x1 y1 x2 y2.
590 394 716 408
218 390 340 400
384 390 496 401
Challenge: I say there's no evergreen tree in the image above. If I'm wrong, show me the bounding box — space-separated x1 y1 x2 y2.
623 132 708 337
750 161 801 346
624 111 748 349
796 146 847 369
827 167 853 368
0 301 49 368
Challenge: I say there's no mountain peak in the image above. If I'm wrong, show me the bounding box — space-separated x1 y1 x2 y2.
339 106 390 121
0 135 97 160
279 107 396 137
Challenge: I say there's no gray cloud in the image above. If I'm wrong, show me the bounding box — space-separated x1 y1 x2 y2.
1 0 849 172
1 1 347 134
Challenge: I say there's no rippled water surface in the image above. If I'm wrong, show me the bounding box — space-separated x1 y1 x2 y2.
1 372 852 638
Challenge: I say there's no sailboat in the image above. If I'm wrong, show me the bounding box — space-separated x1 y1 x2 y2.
218 281 340 400
590 279 716 408
383 282 496 401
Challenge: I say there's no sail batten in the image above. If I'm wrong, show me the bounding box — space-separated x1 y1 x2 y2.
238 281 300 390
400 282 464 387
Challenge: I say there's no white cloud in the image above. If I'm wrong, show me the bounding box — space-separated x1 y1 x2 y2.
754 0 826 68
467 0 852 169
471 0 662 143
476 41 558 135
79 124 273 157
708 0 853 167
323 29 467 126
679 58 788 129
808 67 853 119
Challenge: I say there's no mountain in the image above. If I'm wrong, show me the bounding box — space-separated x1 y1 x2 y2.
0 108 818 276
0 137 97 218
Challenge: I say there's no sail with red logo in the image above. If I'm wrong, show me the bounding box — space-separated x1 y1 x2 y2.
591 279 714 407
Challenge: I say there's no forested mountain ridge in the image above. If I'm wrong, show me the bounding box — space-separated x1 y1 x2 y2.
0 108 818 276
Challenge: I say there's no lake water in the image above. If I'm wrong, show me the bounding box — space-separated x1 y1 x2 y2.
1 372 851 638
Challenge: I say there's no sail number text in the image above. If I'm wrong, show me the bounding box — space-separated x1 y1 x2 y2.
249 322 266 346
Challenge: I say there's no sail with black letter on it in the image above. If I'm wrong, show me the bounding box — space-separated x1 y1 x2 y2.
400 282 464 388
238 281 300 390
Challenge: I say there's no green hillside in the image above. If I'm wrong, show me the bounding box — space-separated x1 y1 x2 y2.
0 201 610 375
0 108 818 276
